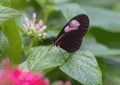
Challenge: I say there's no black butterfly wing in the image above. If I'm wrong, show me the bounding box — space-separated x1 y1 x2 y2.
56 30 83 52
53 14 89 52
55 14 89 39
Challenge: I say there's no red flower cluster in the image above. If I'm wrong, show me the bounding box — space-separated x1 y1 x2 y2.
0 60 49 85
0 60 71 85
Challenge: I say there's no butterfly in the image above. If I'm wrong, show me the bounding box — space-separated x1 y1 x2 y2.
51 14 89 53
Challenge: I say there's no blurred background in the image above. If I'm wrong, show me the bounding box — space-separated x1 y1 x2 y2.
0 0 120 85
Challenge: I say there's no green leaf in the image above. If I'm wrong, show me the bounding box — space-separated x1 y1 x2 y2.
36 0 47 7
90 28 120 48
36 0 69 7
83 42 120 56
82 35 108 53
84 6 120 32
0 0 11 7
2 19 22 64
94 49 120 56
0 6 21 25
97 56 120 77
52 3 86 21
114 2 120 10
79 0 120 8
60 51 102 85
20 46 67 72
52 0 69 4
20 46 102 84
103 74 120 85
0 30 8 58
82 34 120 56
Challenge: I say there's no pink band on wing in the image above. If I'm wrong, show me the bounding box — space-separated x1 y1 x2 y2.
64 20 80 32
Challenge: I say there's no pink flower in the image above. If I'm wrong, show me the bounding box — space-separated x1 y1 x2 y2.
32 12 37 20
0 59 49 85
39 19 43 27
22 12 47 39
64 81 71 85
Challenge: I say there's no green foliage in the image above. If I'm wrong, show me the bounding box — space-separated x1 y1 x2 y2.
79 0 120 8
51 3 86 20
20 46 102 85
0 30 8 59
2 19 22 64
0 0 120 85
20 46 66 72
0 0 11 7
84 6 120 32
97 56 120 76
60 51 102 85
0 6 21 25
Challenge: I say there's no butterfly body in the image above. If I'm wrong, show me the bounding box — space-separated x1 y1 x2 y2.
52 14 89 53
